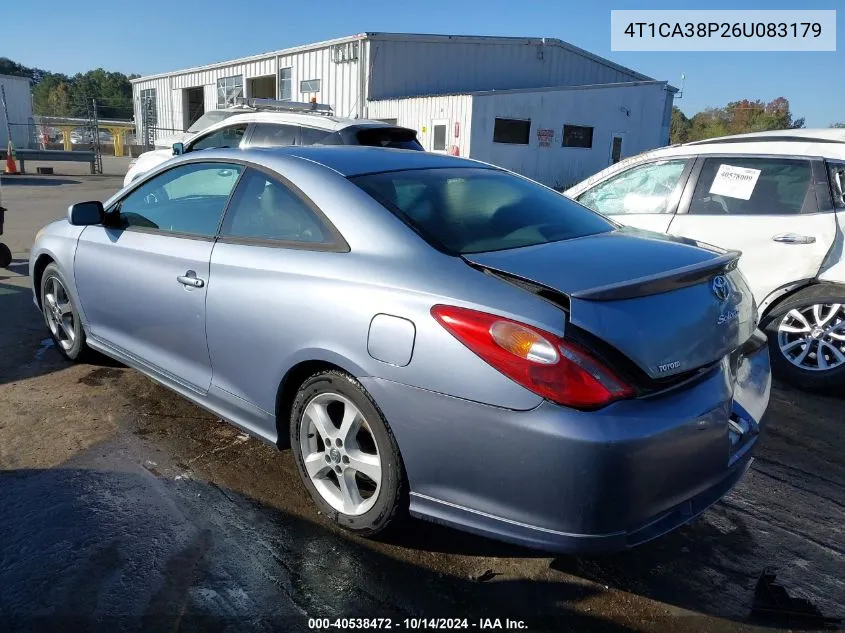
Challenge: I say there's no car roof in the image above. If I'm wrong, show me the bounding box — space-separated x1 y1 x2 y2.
203 110 405 132
648 128 845 161
686 128 845 145
196 145 491 177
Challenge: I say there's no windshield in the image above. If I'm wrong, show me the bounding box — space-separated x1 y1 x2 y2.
187 110 239 133
352 167 613 254
354 127 424 151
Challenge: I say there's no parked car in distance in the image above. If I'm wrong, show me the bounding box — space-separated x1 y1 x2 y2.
125 99 423 187
32 146 770 553
566 129 845 391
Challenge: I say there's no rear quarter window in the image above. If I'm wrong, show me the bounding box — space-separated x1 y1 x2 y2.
354 127 423 150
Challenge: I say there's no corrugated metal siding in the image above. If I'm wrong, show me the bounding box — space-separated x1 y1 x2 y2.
133 76 176 140
368 94 473 155
469 83 671 188
133 42 365 134
277 43 362 118
0 75 33 148
367 38 642 100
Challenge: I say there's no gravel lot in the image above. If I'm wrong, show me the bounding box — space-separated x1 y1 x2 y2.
1 167 843 632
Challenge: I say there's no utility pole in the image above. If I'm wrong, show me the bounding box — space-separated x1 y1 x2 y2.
91 98 103 174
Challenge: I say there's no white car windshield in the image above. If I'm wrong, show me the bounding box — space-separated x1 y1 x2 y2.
187 111 240 134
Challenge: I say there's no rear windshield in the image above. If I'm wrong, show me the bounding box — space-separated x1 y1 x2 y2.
352 167 613 254
355 127 423 151
187 111 239 133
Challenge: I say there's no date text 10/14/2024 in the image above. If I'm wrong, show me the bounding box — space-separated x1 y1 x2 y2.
308 618 528 630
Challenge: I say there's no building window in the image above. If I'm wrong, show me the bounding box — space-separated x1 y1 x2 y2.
300 78 321 93
217 75 244 108
563 124 593 148
279 68 292 101
493 118 530 145
139 88 157 126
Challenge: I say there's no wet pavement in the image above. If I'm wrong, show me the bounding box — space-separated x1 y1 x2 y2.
0 173 843 632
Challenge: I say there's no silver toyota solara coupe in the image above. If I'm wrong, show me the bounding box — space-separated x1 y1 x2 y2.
30 146 771 553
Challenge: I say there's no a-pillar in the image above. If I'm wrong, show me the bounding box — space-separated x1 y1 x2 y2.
58 126 75 151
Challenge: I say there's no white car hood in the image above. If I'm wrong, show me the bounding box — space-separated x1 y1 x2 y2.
123 148 174 187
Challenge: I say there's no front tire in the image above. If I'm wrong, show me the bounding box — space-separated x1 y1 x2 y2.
40 263 88 361
763 285 845 391
290 370 405 535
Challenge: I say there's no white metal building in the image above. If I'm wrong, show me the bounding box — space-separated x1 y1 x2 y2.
0 74 33 149
131 32 675 185
370 81 673 189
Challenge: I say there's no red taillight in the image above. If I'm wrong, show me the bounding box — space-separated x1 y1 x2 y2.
431 305 634 410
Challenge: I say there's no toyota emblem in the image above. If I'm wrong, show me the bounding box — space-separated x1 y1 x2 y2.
711 275 730 302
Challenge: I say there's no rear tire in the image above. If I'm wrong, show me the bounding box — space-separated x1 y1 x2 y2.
40 263 88 361
763 285 845 391
290 369 405 536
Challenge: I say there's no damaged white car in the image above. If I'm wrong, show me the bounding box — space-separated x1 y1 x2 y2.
566 129 845 391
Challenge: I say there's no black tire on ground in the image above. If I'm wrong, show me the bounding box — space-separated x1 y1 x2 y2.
40 263 88 361
763 283 845 391
289 369 405 536
0 243 11 268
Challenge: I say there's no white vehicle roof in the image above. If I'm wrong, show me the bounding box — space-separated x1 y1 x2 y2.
567 129 845 196
651 128 845 161
190 109 402 138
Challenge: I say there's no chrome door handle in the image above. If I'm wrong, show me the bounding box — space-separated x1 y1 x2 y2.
177 270 205 288
772 233 816 245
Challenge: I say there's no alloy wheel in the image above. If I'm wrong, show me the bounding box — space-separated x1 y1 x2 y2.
43 276 76 352
298 392 382 516
777 303 845 372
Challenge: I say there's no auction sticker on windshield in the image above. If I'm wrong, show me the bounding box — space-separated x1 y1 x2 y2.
709 164 761 200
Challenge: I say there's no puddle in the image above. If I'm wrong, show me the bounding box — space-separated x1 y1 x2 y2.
34 338 54 362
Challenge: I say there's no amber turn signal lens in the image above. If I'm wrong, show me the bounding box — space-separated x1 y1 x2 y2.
489 321 559 365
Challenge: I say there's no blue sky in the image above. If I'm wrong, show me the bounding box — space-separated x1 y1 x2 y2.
5 0 842 126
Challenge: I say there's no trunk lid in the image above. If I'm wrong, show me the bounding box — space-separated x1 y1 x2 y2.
464 228 756 379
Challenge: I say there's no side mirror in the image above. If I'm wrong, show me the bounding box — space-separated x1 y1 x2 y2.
172 142 184 156
67 201 104 226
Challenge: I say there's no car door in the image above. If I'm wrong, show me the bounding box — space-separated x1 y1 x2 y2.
574 158 692 233
74 161 244 393
205 167 347 435
186 123 250 153
667 156 838 305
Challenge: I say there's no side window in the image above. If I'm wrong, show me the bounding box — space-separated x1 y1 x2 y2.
189 124 248 152
220 168 332 245
578 160 688 215
249 123 298 147
688 157 813 216
300 127 342 145
828 162 845 209
116 162 243 236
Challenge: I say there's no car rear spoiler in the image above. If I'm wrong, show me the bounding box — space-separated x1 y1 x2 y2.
570 251 742 302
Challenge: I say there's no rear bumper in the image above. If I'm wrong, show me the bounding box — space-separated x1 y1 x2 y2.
362 340 771 553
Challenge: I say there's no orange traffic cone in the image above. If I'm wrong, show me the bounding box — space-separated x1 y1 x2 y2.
4 141 19 175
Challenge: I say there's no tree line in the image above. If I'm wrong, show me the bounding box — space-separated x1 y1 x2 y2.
671 97 843 144
0 57 138 121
